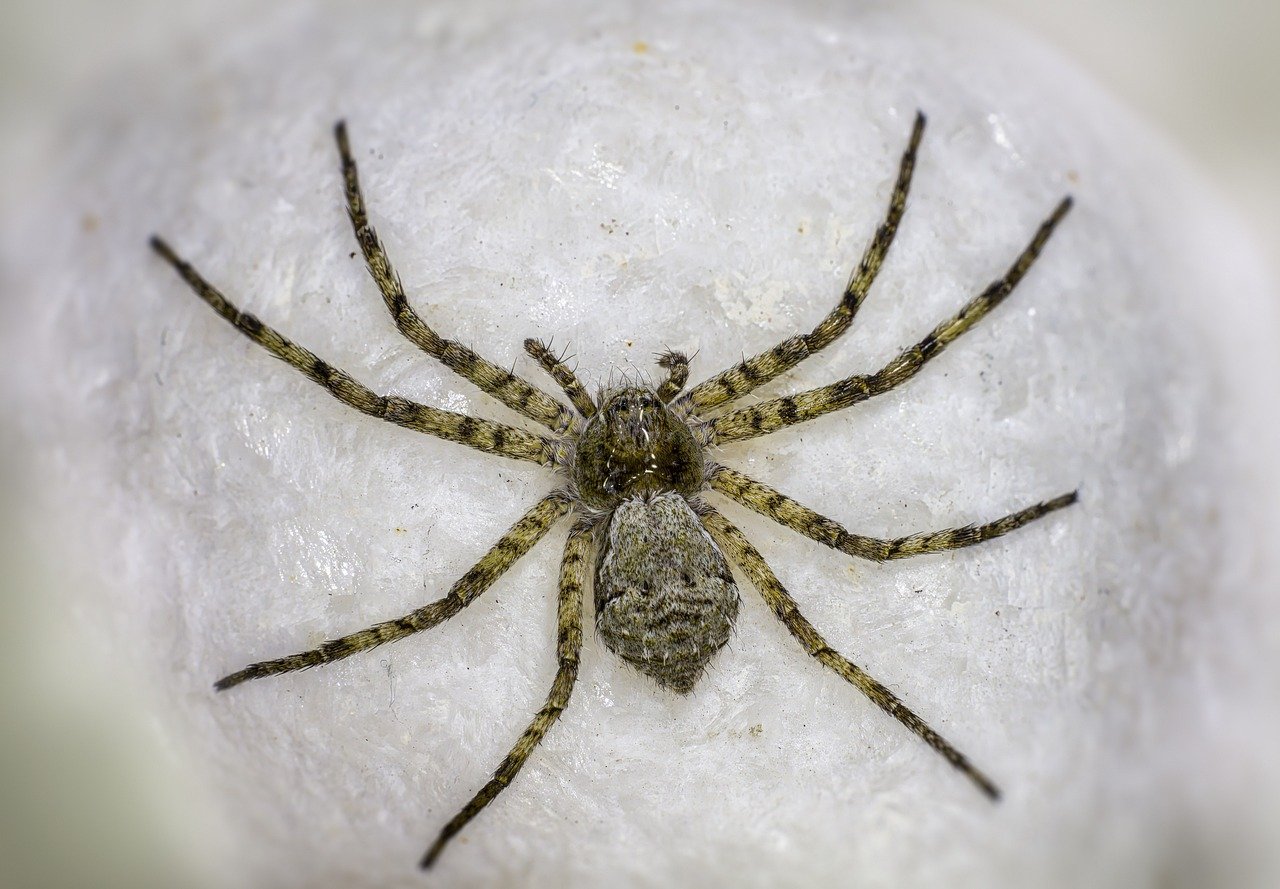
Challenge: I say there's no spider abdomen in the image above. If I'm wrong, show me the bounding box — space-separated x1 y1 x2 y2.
595 492 740 694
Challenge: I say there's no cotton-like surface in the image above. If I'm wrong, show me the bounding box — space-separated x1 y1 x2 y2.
5 1 1280 887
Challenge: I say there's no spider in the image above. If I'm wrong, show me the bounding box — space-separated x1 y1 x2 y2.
151 111 1076 870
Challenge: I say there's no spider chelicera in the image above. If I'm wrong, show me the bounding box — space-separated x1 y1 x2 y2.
152 111 1075 869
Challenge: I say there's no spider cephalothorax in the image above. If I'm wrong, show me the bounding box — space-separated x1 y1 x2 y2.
572 385 705 508
152 112 1077 870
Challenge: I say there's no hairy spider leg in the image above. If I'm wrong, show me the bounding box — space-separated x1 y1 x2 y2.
150 237 555 465
421 521 593 869
525 338 597 418
709 465 1076 561
214 494 572 690
699 506 999 800
335 121 576 434
655 350 691 403
678 111 926 417
711 196 1072 444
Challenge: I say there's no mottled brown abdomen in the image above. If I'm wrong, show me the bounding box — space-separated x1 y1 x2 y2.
595 493 739 693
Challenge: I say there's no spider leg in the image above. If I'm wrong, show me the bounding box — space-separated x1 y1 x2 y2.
151 237 555 465
335 121 575 433
421 520 592 869
710 196 1072 444
655 350 690 403
677 112 925 417
709 465 1076 561
214 493 572 690
524 338 596 417
699 505 1000 800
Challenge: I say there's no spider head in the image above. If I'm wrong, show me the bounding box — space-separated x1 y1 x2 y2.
573 386 703 508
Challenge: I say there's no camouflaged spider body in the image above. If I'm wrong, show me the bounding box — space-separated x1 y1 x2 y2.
579 389 737 694
152 112 1076 869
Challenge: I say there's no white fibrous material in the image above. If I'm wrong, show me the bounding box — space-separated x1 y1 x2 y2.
7 1 1279 887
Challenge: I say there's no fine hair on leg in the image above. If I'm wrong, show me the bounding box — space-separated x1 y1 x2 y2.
711 196 1072 444
150 236 555 465
679 111 926 416
214 493 573 690
709 464 1077 562
421 521 593 868
335 120 575 433
699 505 1000 800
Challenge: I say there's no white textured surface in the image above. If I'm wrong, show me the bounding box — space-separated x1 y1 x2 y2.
6 1 1280 887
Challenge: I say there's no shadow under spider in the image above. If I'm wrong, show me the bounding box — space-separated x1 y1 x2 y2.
152 111 1076 870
